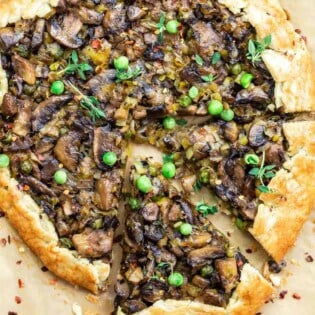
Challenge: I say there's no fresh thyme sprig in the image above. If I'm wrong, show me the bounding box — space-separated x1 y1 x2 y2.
247 35 272 64
196 202 218 217
201 74 216 82
156 12 166 43
248 151 276 193
64 80 105 121
116 66 142 83
58 51 93 80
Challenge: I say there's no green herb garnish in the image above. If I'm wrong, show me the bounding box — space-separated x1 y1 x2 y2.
176 119 188 126
59 237 73 249
247 35 272 64
195 54 204 66
65 81 105 121
162 153 174 163
201 74 216 82
116 66 142 83
235 218 247 230
58 51 93 80
156 12 166 43
248 151 276 193
196 202 218 217
157 262 170 269
193 178 202 192
211 52 221 65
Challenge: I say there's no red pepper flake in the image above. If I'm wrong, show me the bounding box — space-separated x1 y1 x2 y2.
245 248 253 254
41 266 48 272
279 290 288 299
15 296 22 304
18 279 24 288
292 293 301 300
305 255 314 262
1 238 7 247
16 260 22 265
91 39 102 49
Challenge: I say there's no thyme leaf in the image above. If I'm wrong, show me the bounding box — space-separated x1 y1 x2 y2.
246 35 272 64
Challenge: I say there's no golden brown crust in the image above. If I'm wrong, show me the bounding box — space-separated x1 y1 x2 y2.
227 264 274 315
250 121 315 262
220 0 315 113
0 0 57 27
0 167 110 294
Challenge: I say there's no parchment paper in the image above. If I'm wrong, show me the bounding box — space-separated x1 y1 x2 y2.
1 1 315 314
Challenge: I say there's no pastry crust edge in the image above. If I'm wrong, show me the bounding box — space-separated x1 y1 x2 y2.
0 168 110 294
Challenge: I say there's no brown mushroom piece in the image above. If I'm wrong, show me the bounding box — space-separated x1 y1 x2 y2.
72 228 114 258
32 95 72 132
191 21 223 58
12 55 36 85
265 143 285 167
187 245 226 268
12 99 32 137
76 7 104 25
224 159 245 191
1 93 17 116
198 289 227 307
235 87 271 105
93 126 122 170
54 131 81 172
223 121 239 143
127 6 145 21
140 279 168 303
47 13 83 48
31 19 45 50
0 27 23 50
177 200 194 224
96 170 121 211
103 4 128 35
141 202 159 222
126 213 144 245
122 300 147 314
21 176 56 197
214 258 239 294
40 159 60 182
115 280 130 299
248 123 266 147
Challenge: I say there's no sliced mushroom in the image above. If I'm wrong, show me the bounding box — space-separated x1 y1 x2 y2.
41 159 60 182
198 289 226 307
32 95 72 132
141 202 159 222
12 99 32 137
144 224 164 242
177 200 194 224
124 266 144 285
140 279 168 303
0 27 23 50
12 55 36 85
1 93 18 116
214 258 239 294
122 300 147 313
47 13 83 48
127 6 145 21
96 170 121 211
103 4 128 35
115 280 130 299
126 213 144 245
31 19 45 50
192 275 210 289
22 176 56 197
93 126 122 170
248 123 266 147
181 174 197 193
76 7 104 25
236 87 271 105
265 143 285 167
72 228 114 258
168 203 182 222
223 121 239 143
54 131 81 172
187 245 226 268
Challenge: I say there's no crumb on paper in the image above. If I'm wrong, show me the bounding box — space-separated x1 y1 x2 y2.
18 279 24 288
72 303 82 315
85 294 99 303
279 290 288 299
1 238 7 246
269 274 281 287
18 246 25 253
15 296 22 304
292 293 301 300
41 266 48 272
49 278 58 285
16 260 22 265
305 255 314 262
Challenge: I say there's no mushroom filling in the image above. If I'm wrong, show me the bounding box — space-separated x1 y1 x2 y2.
116 159 247 313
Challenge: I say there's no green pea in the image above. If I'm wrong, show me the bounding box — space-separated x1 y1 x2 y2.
136 175 152 193
201 265 214 278
188 86 199 99
208 100 224 115
129 197 141 210
54 169 67 185
244 154 260 165
0 154 10 168
178 95 192 107
114 56 129 71
163 116 176 130
161 162 176 179
220 109 234 122
102 151 117 167
50 80 65 95
168 272 184 287
166 20 179 34
240 73 254 89
179 223 193 236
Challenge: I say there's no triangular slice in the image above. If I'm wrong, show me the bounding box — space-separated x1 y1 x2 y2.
115 158 273 314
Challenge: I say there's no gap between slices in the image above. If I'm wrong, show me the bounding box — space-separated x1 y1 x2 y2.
0 0 314 314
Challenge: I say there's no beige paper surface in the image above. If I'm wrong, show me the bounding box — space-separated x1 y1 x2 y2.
1 1 315 314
